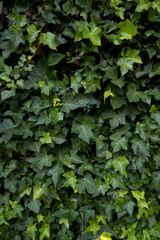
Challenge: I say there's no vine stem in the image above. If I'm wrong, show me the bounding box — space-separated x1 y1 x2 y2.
81 225 84 240
0 44 41 92
19 45 41 74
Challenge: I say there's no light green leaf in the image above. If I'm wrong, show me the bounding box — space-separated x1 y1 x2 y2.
33 184 44 200
118 19 138 40
40 132 52 144
7 9 27 27
135 0 152 12
40 32 57 50
84 220 100 235
118 48 142 76
59 217 69 229
63 171 78 192
20 185 32 198
27 24 40 44
113 156 129 178
110 0 122 8
26 222 37 240
39 223 50 240
82 25 101 46
0 213 9 226
37 213 45 223
153 0 160 13
104 85 114 102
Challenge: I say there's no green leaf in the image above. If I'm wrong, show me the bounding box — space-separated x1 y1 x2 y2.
110 96 126 110
135 0 152 12
7 9 27 27
39 223 50 240
26 152 54 170
33 184 44 200
48 164 64 187
118 48 142 76
20 185 32 198
132 138 150 156
4 178 17 193
82 25 102 46
153 0 160 13
72 117 95 144
37 213 45 223
77 173 96 194
118 19 138 40
110 0 122 8
47 52 65 66
84 220 100 235
126 84 140 102
28 200 41 213
63 171 78 192
110 133 128 153
40 32 57 50
27 222 37 240
104 85 114 102
27 24 40 44
0 213 9 226
40 132 52 144
113 156 129 178
62 93 81 113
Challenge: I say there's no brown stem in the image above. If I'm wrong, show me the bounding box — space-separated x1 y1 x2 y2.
19 45 41 74
107 0 111 9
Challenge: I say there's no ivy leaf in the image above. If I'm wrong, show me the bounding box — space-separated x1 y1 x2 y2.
27 24 40 44
153 0 160 13
40 132 52 144
28 200 41 213
77 173 96 194
40 32 57 50
37 213 45 223
113 156 129 178
20 185 32 198
82 25 102 46
132 138 150 156
47 52 65 66
63 171 78 192
118 19 138 40
135 0 152 12
118 48 142 76
48 164 64 187
7 9 27 27
84 220 100 235
0 213 9 226
39 223 50 240
26 222 37 240
26 152 54 170
126 83 140 102
33 184 44 200
72 117 95 144
62 93 81 113
110 133 128 153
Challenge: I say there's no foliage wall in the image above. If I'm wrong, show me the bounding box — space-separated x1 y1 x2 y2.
0 0 160 239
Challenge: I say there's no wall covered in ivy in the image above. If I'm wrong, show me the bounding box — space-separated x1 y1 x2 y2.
0 0 160 239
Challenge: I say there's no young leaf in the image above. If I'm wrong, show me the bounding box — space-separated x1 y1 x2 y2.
113 156 129 178
40 32 57 50
26 222 37 240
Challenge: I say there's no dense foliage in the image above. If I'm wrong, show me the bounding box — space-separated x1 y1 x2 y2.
0 0 160 239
